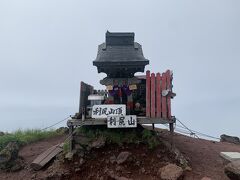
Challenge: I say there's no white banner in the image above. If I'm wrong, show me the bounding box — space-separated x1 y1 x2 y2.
91 104 126 119
107 115 137 128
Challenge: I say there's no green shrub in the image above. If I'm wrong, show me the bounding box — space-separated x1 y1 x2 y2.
0 129 61 151
63 141 70 153
142 129 160 149
75 126 159 149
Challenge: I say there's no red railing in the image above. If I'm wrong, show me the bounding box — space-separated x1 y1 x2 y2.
146 70 174 120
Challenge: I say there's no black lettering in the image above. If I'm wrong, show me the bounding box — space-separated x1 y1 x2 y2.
128 116 136 126
109 117 116 126
119 116 125 126
115 107 123 115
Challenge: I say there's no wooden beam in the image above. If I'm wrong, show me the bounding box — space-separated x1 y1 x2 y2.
146 70 151 117
68 117 176 126
156 73 162 118
151 73 156 118
161 73 167 119
31 144 63 171
166 70 172 119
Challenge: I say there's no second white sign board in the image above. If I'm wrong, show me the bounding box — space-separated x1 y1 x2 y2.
107 115 137 128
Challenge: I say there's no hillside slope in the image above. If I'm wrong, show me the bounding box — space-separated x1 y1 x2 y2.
0 128 239 180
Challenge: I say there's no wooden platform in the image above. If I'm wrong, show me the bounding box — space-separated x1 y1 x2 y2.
67 117 176 127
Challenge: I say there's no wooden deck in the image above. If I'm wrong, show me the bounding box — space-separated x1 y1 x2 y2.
67 117 176 127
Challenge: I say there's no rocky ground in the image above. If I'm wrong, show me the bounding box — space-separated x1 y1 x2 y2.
0 127 240 180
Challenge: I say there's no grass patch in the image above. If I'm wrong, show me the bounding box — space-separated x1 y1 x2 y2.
63 141 70 154
75 125 158 149
142 129 160 149
76 126 140 145
0 129 61 151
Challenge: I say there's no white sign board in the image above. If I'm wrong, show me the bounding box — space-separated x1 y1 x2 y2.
92 104 126 119
107 115 137 128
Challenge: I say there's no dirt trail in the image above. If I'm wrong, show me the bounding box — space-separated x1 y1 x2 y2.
0 135 66 180
158 129 240 180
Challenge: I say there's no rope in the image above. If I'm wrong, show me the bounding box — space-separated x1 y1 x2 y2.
175 120 220 140
41 116 70 131
162 124 196 137
176 118 199 138
160 118 220 140
176 125 221 140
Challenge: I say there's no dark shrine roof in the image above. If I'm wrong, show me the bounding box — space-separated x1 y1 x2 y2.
93 31 149 78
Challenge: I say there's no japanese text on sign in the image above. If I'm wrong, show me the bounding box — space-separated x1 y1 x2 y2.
107 115 137 128
92 105 126 118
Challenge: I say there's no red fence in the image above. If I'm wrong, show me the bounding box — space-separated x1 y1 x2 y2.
146 70 174 120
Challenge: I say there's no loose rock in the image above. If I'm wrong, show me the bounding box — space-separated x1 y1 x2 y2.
140 167 146 173
10 158 24 172
220 134 240 145
56 127 69 134
107 170 132 180
75 168 81 172
184 166 192 171
116 151 132 164
225 160 240 180
0 142 19 170
90 137 106 149
116 165 122 171
65 152 74 161
110 155 116 164
158 163 183 180
31 174 37 179
79 158 85 165
201 177 212 180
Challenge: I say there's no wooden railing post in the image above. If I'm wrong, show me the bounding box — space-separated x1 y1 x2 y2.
146 71 151 117
156 73 162 118
166 70 172 119
161 73 167 119
151 73 156 118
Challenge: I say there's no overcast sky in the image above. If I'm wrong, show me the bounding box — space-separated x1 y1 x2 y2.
0 0 239 138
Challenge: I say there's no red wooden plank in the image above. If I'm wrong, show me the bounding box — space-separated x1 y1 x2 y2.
161 73 167 119
151 73 156 118
166 70 172 119
146 71 151 117
156 73 162 118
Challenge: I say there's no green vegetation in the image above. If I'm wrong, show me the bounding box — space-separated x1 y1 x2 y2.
142 129 160 149
76 126 140 145
0 129 61 151
75 125 159 149
63 141 70 153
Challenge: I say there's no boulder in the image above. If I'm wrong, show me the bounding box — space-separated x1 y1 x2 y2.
110 155 116 164
0 131 4 136
220 134 240 145
0 142 19 170
10 158 24 172
107 170 132 180
225 160 240 180
65 152 74 161
158 163 183 180
73 135 92 146
116 151 132 165
160 138 189 168
140 167 146 174
201 177 212 180
90 137 106 149
56 127 69 134
79 158 85 165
